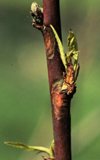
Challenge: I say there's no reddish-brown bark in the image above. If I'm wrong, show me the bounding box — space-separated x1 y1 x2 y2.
32 1 76 160
43 0 62 39
43 1 73 160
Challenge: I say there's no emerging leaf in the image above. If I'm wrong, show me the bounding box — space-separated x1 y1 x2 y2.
50 25 67 73
4 142 50 155
49 140 55 158
67 29 79 74
67 29 78 51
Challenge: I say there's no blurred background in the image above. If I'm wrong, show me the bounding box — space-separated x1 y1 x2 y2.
0 0 100 160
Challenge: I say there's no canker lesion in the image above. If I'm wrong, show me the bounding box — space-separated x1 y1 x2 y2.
51 61 79 120
44 30 56 59
51 77 76 120
51 79 68 120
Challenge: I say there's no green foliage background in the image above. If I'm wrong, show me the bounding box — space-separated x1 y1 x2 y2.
0 0 100 160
